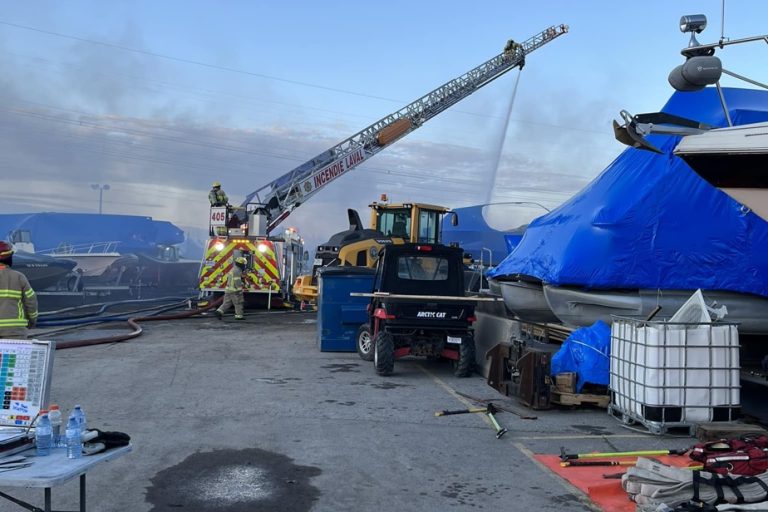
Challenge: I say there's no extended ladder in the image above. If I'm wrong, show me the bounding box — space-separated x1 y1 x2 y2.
244 24 569 234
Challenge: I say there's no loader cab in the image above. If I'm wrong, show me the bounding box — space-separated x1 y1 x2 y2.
369 201 452 244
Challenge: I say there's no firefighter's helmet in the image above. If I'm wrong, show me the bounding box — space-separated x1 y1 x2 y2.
212 181 221 188
0 241 14 259
234 256 247 266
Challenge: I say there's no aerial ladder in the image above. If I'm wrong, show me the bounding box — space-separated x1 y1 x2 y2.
201 24 568 301
244 24 569 235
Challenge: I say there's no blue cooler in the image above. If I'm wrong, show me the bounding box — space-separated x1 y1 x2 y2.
317 266 375 352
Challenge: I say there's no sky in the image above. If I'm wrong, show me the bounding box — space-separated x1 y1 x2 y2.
1 1 767 254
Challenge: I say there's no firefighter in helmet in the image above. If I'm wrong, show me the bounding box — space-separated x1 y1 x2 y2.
0 241 38 338
215 256 247 320
209 181 229 207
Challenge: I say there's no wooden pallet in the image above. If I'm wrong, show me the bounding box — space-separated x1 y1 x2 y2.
696 422 768 442
520 322 574 344
551 390 610 408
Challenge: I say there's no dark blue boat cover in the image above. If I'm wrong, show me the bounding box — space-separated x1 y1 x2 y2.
0 213 185 254
488 88 768 298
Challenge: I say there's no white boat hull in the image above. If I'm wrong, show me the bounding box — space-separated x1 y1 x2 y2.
543 285 768 335
51 254 121 277
496 279 561 323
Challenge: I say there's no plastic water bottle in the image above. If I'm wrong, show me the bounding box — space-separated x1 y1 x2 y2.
65 415 82 459
35 411 53 456
73 405 87 433
48 405 63 448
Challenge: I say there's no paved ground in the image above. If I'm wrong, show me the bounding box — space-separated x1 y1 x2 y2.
2 310 712 511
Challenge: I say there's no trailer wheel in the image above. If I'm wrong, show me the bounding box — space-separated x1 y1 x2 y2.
356 324 374 361
374 332 395 376
454 333 475 378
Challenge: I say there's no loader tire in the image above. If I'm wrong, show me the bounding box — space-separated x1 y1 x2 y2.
374 332 395 376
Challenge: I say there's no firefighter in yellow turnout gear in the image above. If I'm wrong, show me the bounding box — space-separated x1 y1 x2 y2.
0 241 38 338
208 181 229 207
215 256 247 320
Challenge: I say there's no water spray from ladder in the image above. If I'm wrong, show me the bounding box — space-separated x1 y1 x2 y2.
485 69 523 205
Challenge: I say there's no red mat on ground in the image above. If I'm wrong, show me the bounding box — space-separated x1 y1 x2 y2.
534 454 696 512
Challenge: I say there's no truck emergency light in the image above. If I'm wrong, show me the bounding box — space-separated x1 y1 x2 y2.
416 245 433 252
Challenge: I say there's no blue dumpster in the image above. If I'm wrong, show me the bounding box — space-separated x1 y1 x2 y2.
317 266 375 352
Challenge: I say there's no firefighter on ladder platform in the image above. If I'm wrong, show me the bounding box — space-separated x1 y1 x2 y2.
209 181 229 207
215 256 247 320
0 241 38 338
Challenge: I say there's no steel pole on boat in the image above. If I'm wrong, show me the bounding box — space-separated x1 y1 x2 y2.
714 82 733 126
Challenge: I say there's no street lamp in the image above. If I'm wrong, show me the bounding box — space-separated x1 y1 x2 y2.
91 184 110 214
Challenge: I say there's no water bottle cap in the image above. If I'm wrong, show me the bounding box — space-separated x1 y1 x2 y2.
50 404 60 410
39 409 48 414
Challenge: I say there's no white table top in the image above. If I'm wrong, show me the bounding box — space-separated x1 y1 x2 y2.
0 445 132 488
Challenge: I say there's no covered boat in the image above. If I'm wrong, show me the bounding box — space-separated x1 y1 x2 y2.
488 87 768 332
12 250 77 290
0 213 197 292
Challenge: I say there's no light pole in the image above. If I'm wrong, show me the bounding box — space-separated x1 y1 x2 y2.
91 184 110 214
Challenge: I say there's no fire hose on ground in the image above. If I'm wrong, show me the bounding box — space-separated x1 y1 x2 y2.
32 296 223 350
623 457 768 511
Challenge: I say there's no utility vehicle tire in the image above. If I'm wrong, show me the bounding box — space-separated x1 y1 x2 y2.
454 333 476 378
374 332 395 376
356 324 374 361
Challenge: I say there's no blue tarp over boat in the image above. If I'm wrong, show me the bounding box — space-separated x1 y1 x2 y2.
488 88 768 298
0 213 185 254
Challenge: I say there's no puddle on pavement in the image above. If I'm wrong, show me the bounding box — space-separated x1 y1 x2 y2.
321 363 360 373
146 448 321 512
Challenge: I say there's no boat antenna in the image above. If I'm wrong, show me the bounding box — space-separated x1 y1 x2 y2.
720 0 726 44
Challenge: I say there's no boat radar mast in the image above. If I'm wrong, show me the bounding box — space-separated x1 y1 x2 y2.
613 13 768 153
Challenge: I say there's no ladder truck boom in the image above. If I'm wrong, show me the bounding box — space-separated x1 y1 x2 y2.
244 24 569 234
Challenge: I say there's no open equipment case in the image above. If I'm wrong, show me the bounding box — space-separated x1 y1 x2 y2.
0 339 55 457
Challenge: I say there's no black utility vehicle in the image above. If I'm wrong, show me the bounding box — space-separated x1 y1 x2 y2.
356 243 476 377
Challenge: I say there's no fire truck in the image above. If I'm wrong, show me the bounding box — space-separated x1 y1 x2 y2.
199 24 568 303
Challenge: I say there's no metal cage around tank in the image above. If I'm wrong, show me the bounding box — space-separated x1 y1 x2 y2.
609 316 741 435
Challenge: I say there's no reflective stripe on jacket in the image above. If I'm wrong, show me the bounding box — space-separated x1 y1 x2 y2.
209 189 228 206
0 264 38 329
225 266 244 292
